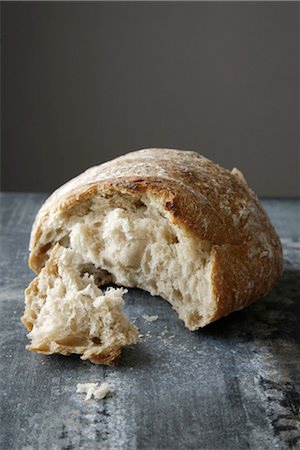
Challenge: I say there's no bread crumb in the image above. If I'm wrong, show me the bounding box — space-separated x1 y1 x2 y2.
138 334 144 338
169 335 175 339
142 314 158 323
76 382 110 401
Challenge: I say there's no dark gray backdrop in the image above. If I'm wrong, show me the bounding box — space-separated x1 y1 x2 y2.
1 2 299 196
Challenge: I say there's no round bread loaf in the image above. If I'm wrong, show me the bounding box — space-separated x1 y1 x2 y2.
26 148 283 332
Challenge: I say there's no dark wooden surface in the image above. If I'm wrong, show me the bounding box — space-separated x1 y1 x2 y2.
0 193 299 450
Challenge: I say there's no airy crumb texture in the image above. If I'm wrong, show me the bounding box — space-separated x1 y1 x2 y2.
22 244 138 365
32 194 213 330
76 382 110 401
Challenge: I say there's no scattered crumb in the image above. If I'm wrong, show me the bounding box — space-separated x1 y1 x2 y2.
138 334 144 338
193 346 196 350
161 330 168 337
169 335 175 340
76 382 110 401
142 314 158 323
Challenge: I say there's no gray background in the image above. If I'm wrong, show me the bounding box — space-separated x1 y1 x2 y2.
1 1 299 196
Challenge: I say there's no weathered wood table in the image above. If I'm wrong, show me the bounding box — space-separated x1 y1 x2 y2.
0 193 299 450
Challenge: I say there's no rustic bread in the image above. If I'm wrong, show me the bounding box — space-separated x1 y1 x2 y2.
24 148 282 350
22 243 138 364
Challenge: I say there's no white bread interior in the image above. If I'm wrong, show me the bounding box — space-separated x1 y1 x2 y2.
22 244 138 364
34 192 214 331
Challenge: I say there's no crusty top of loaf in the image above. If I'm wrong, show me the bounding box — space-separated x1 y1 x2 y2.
30 148 278 244
29 148 282 316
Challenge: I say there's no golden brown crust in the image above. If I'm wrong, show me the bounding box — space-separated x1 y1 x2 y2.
28 148 283 326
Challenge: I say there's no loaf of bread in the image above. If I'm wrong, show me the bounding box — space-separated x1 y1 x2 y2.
22 148 283 363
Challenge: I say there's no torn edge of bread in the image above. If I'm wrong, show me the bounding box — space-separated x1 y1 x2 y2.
21 244 139 365
29 192 215 330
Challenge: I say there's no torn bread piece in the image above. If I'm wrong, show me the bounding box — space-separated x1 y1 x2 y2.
22 244 138 365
